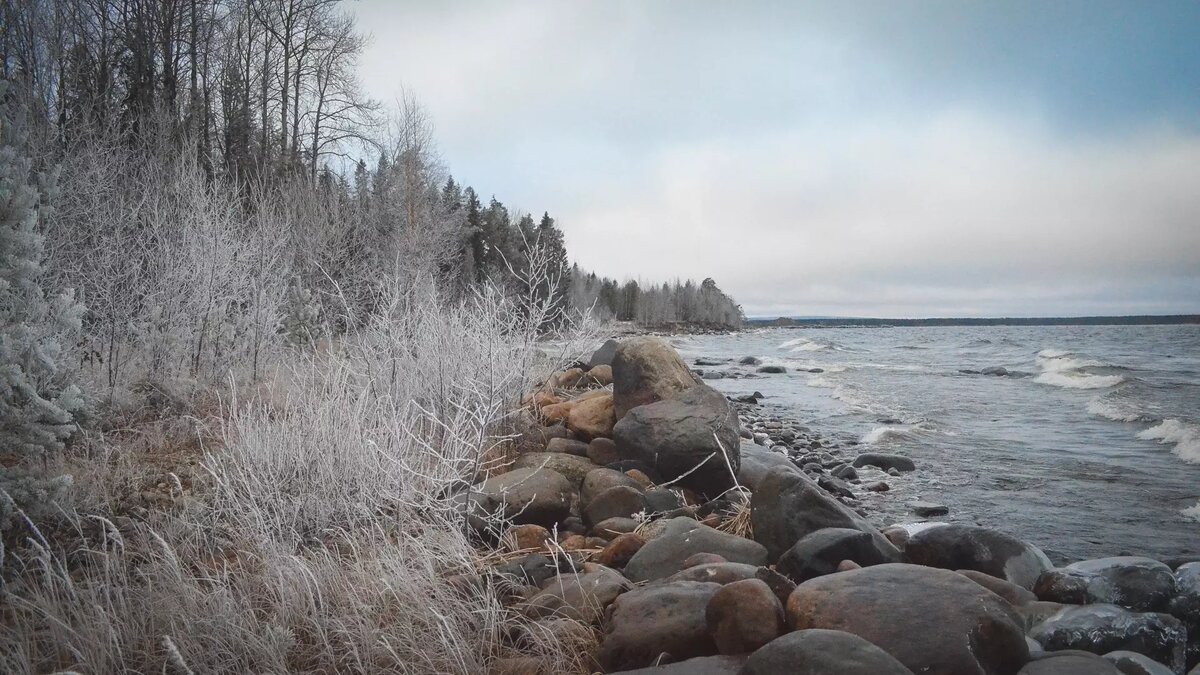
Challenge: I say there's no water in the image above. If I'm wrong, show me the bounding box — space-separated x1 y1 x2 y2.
668 324 1200 564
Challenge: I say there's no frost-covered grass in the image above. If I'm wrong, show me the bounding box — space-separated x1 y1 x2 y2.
0 283 599 674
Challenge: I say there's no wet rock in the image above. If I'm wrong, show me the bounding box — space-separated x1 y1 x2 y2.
1103 650 1175 675
581 468 644 509
705 579 785 654
741 629 916 675
787 563 1029 675
612 337 697 419
750 466 900 563
598 581 722 671
593 533 646 569
588 338 620 370
817 475 855 499
777 527 898 584
511 453 597 486
1035 557 1176 611
851 453 916 472
910 501 949 517
623 517 768 583
738 356 761 366
1168 562 1200 623
666 562 759 585
958 569 1038 606
904 524 1052 590
832 464 858 480
584 486 647 527
1028 604 1186 672
1018 651 1122 675
522 565 633 624
567 392 616 439
613 384 742 497
865 481 890 492
545 437 590 456
472 468 574 528
756 365 786 374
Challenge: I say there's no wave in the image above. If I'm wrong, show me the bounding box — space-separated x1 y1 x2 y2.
1086 397 1149 423
861 422 933 444
1138 419 1200 464
791 342 828 352
1184 502 1200 524
1037 348 1072 359
1034 371 1125 390
806 376 835 388
1033 348 1124 390
779 337 808 349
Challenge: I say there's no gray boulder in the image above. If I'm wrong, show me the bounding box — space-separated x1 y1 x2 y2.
624 517 768 583
750 466 900 563
741 629 915 675
736 444 802 491
613 384 742 497
1103 650 1175 675
610 655 746 674
1018 651 1122 675
521 565 633 624
599 581 722 671
471 468 573 528
851 453 916 472
904 524 1052 590
611 337 697 418
1035 557 1177 612
1028 604 1186 672
584 485 647 527
1168 562 1200 623
778 527 898 584
588 338 620 370
511 452 598 486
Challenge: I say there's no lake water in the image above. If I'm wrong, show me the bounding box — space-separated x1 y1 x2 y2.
670 324 1200 564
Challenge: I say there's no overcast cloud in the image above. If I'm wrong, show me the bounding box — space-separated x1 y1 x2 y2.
352 0 1200 317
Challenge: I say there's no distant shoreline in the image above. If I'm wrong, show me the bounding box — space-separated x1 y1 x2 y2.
747 315 1200 328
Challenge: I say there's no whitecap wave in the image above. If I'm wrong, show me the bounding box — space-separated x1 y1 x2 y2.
1037 348 1072 359
1086 397 1145 423
1138 419 1200 464
790 342 828 352
779 337 807 348
1183 502 1200 524
806 376 835 388
861 424 929 444
1034 371 1125 389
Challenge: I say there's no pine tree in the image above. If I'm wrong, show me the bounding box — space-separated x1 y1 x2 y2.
0 89 85 523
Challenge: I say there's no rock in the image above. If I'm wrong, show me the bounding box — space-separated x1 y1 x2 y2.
588 437 624 466
613 384 742 497
611 337 697 419
683 553 728 568
864 481 890 492
592 517 640 540
598 581 721 671
1034 557 1177 612
567 392 616 439
589 339 620 370
587 364 614 386
904 524 1052 590
750 466 900 563
559 534 588 551
817 475 855 499
581 468 645 508
910 501 949 517
584 486 647 527
1103 650 1175 675
787 563 1029 675
609 655 746 674
606 460 664 484
695 358 728 367
736 444 803 491
1028 604 1186 672
756 365 786 374
624 468 656 488
705 579 785 654
1018 651 1123 675
832 464 858 480
644 487 684 513
540 400 575 424
667 562 760 585
472 468 574 528
623 517 769 583
495 554 560 587
740 629 916 675
1169 562 1200 623
511 453 597 486
555 367 586 389
545 437 590 456
777 528 898 584
522 565 633 624
505 524 552 551
958 569 1038 606
851 453 916 472
738 356 761 366
488 656 544 675
754 566 797 606
593 533 646 568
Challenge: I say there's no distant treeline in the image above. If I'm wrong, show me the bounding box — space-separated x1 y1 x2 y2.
750 315 1200 328
569 268 743 329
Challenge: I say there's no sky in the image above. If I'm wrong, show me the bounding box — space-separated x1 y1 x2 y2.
351 0 1200 318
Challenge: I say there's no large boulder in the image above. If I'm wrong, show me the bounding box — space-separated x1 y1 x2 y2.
598 581 722 671
521 565 633 624
584 486 647 527
705 578 785 654
1034 557 1177 612
851 453 916 472
1028 604 1186 672
609 655 746 674
623 517 768 583
904 524 1052 590
567 392 616 439
667 562 759 585
511 452 598 486
736 443 803 491
588 338 620 370
1018 651 1123 675
581 468 645 509
1169 562 1200 623
611 337 697 418
750 466 900 563
613 384 742 497
958 569 1038 606
1103 650 1176 675
778 527 898 584
740 630 916 675
471 468 574 528
787 563 1029 675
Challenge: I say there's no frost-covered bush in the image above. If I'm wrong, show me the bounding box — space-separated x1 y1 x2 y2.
0 87 84 524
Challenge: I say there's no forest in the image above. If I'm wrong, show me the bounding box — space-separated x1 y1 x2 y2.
0 1 738 672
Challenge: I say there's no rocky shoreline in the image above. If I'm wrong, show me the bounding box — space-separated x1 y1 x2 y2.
465 336 1200 675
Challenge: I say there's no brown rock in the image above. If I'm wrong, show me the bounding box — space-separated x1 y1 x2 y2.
531 391 560 409
611 337 697 419
754 566 797 607
837 560 862 572
959 569 1038 606
581 468 644 509
787 563 1029 675
568 392 616 439
598 581 721 671
541 400 575 424
593 533 646 568
625 469 654 488
506 524 552 551
668 562 760 585
701 514 722 528
545 437 590 456
560 534 588 551
683 553 729 568
705 579 786 655
584 485 647 527
588 437 623 465
587 364 614 386
555 367 586 389
512 452 597 486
